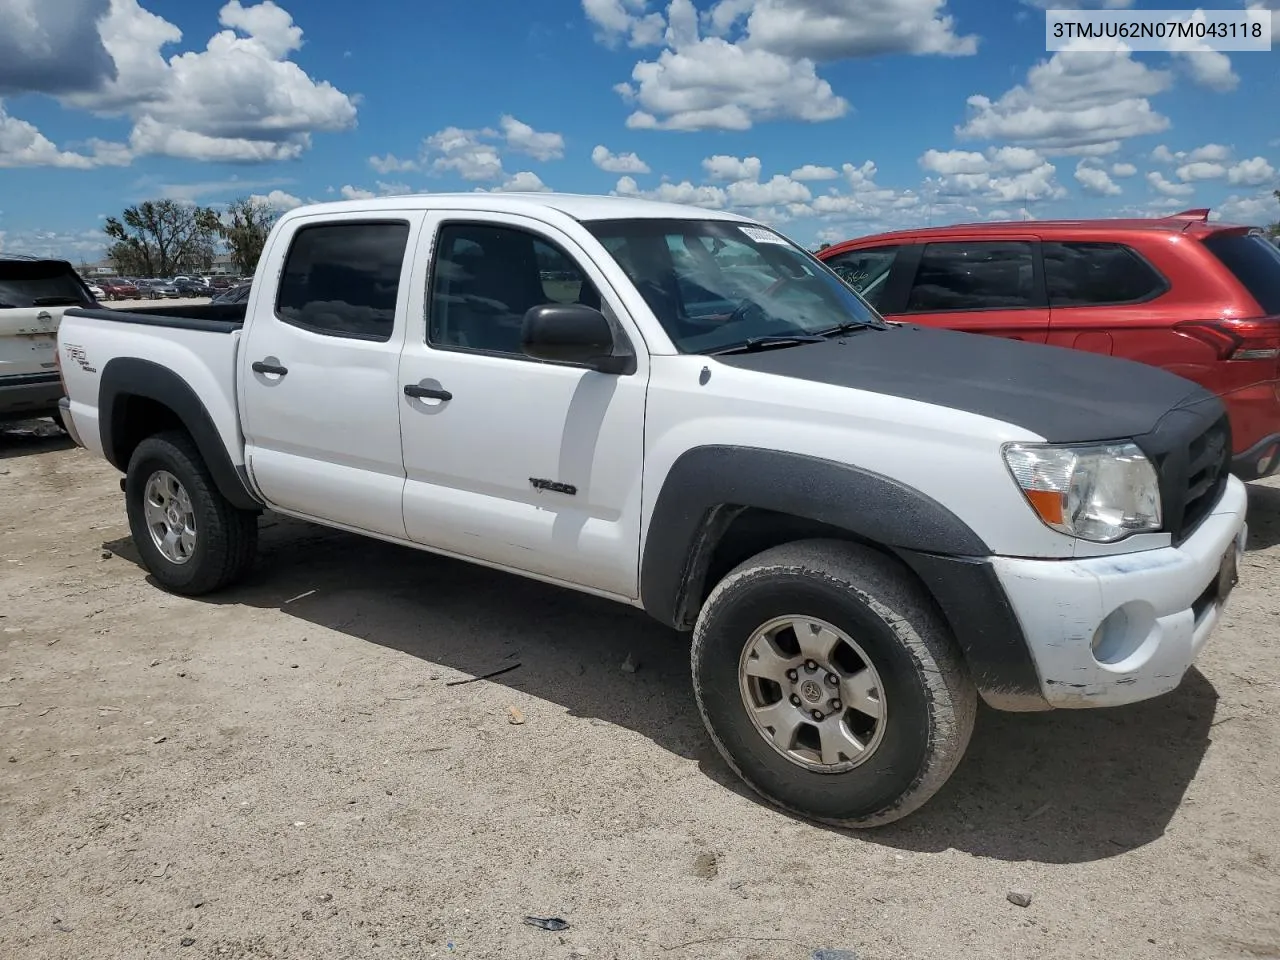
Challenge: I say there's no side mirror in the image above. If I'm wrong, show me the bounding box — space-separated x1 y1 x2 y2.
521 303 634 374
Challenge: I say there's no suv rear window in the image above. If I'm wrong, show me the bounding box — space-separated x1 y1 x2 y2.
1042 241 1168 306
1203 233 1280 314
0 260 94 309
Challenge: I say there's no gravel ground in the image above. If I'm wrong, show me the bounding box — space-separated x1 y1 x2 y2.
1 418 1278 960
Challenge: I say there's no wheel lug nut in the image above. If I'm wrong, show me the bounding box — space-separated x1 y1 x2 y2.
805 660 818 672
830 700 842 711
790 695 802 706
826 673 839 686
786 669 798 682
810 710 824 722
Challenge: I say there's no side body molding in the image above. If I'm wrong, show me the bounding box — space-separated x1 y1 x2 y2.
98 357 262 511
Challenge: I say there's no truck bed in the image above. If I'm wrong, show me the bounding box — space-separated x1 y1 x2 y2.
64 302 248 332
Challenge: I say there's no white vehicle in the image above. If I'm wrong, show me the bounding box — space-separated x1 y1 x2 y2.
1 255 98 424
55 194 1247 826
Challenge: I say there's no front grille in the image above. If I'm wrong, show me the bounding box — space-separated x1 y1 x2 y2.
1153 413 1231 545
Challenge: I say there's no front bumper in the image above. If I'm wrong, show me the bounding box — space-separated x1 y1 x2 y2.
991 475 1248 708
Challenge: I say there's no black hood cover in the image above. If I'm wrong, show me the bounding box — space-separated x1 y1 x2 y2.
713 324 1222 444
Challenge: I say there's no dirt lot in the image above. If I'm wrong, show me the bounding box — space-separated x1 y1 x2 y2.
2 419 1278 960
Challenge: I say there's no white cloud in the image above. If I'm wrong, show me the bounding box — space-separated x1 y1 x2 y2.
45 0 358 163
1173 50 1239 92
1189 143 1232 163
735 0 978 60
726 174 812 208
613 0 848 131
339 185 375 200
423 126 504 181
1176 161 1227 182
1146 170 1194 198
917 147 1066 203
1074 160 1121 196
1218 188 1280 225
249 188 302 210
591 144 650 174
1111 162 1137 178
0 99 117 168
369 153 420 174
499 115 564 161
1150 144 1177 164
491 171 551 193
1248 1 1280 41
789 164 839 181
0 0 116 95
1227 157 1277 187
581 0 667 48
702 154 762 181
957 42 1171 154
613 174 727 208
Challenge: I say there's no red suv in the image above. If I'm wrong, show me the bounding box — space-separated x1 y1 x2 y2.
818 210 1280 480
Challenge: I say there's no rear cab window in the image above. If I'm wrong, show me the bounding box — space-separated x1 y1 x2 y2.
274 221 411 341
1202 233 1280 315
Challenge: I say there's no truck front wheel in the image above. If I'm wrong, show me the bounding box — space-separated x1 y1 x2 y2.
124 431 258 596
691 539 976 828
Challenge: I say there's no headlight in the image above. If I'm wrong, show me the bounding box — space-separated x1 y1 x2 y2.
1002 442 1162 543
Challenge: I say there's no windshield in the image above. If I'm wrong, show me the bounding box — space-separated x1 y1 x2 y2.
584 218 884 354
0 261 95 309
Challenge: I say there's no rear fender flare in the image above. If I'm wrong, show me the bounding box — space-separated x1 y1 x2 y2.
99 357 260 511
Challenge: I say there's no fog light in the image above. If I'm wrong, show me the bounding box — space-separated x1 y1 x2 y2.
1090 603 1157 668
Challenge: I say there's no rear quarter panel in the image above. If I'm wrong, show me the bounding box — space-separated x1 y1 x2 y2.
57 313 244 466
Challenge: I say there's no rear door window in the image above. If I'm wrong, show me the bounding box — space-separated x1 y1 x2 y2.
0 261 95 309
823 246 899 310
1043 242 1168 306
1202 233 1280 314
905 241 1036 312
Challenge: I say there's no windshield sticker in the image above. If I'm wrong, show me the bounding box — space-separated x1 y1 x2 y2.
738 225 789 245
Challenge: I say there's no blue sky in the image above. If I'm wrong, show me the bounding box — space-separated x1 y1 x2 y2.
0 0 1277 262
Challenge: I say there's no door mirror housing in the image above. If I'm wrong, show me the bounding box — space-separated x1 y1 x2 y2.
521 303 634 374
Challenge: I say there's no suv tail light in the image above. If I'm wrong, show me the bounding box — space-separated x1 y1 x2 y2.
1175 317 1280 361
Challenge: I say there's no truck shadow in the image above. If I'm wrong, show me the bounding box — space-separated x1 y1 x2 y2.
105 513 1219 865
1245 482 1280 551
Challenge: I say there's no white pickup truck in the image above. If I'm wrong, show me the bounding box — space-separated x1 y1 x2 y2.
56 193 1247 826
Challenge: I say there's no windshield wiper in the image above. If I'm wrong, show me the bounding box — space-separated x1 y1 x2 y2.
704 335 827 356
816 318 887 337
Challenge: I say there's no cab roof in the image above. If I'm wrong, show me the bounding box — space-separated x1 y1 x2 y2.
278 192 754 225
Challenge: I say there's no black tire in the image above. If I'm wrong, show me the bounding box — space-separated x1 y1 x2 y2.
691 539 976 828
125 430 258 596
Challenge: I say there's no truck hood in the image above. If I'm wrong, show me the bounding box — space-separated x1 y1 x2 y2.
712 324 1221 444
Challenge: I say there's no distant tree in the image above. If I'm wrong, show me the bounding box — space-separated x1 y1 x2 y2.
218 197 280 275
104 200 220 277
1269 189 1280 238
816 242 832 251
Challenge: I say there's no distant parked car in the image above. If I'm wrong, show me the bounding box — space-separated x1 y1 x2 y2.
86 282 105 300
145 281 181 300
211 282 251 305
817 208 1280 481
175 277 211 297
100 279 140 301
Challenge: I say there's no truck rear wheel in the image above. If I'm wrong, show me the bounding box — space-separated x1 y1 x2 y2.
125 431 258 596
691 539 976 828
